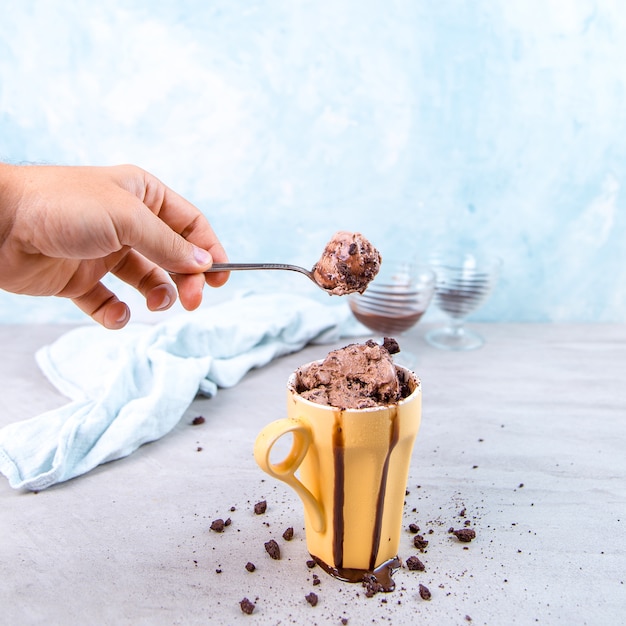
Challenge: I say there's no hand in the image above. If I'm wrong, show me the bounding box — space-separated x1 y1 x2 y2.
0 163 229 329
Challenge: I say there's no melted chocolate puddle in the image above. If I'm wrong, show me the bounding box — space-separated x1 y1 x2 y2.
312 408 401 592
312 555 401 591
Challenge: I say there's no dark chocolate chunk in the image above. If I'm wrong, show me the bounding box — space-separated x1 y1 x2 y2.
264 539 281 560
254 500 267 515
282 527 294 541
362 574 385 597
453 528 476 542
305 592 319 606
210 519 225 532
382 337 401 354
413 534 429 551
406 556 425 571
239 597 255 614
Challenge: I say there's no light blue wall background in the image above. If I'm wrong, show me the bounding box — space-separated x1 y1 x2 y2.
1 0 625 323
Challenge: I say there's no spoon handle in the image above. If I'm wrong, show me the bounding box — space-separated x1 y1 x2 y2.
206 263 313 278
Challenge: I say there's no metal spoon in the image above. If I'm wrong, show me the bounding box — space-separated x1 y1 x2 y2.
202 262 322 289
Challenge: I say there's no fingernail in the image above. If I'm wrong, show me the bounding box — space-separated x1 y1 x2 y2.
115 305 130 324
154 288 172 311
193 246 212 266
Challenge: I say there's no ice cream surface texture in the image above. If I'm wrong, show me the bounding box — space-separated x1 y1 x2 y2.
312 231 381 295
294 338 410 410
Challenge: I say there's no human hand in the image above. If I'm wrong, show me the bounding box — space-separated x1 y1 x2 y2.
0 163 229 328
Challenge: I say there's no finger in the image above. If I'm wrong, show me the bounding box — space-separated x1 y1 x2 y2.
169 272 207 311
113 167 229 283
157 188 230 288
111 249 177 312
114 198 214 274
70 282 131 330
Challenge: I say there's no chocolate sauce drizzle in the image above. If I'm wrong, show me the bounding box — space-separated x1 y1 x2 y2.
369 409 400 571
314 408 401 592
332 414 345 570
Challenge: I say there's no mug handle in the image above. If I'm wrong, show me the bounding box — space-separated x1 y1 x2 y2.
253 417 325 533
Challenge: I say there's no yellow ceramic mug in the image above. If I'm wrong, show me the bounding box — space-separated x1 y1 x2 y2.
254 363 421 586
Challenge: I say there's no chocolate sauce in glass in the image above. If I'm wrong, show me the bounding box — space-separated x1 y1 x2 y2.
350 308 425 335
312 408 401 592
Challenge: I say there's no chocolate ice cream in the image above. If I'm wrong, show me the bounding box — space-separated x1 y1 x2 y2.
294 339 410 410
312 231 381 295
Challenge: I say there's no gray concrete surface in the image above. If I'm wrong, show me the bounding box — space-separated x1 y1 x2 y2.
1 323 625 625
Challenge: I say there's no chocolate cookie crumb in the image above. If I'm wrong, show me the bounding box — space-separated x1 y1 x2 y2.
224 518 232 526
459 508 466 517
245 562 256 572
382 337 400 354
413 535 429 551
239 597 255 614
210 519 225 532
408 523 420 534
254 500 267 515
283 527 294 541
305 592 318 606
453 528 476 542
341 619 349 625
191 416 205 425
306 560 317 569
264 539 281 560
196 446 203 452
465 615 473 622
419 584 431 600
312 574 320 586
362 575 385 597
406 556 425 571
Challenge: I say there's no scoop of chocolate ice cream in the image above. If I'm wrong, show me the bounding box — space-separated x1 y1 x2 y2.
295 340 404 409
312 231 381 295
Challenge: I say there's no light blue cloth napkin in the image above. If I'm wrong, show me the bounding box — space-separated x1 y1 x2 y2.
0 293 363 491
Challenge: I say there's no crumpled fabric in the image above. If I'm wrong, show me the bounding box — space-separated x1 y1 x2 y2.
0 293 363 491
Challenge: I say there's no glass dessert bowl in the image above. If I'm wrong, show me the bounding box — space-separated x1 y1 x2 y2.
425 251 501 351
348 261 436 368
